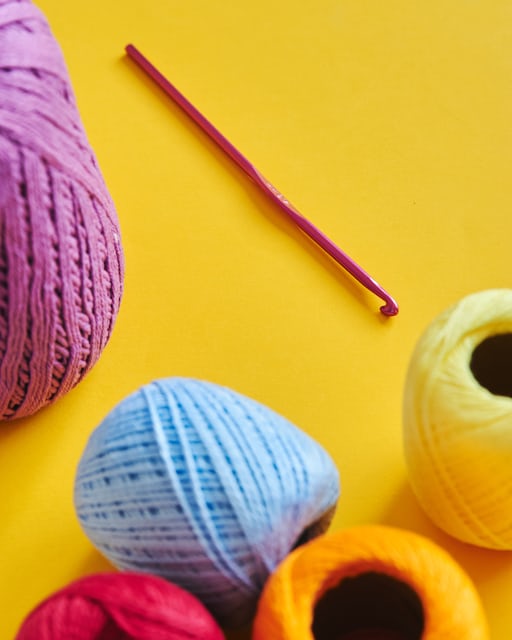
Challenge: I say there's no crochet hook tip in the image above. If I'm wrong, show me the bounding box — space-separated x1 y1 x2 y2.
380 299 399 317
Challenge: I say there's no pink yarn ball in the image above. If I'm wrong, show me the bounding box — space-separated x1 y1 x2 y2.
0 0 124 419
15 572 226 640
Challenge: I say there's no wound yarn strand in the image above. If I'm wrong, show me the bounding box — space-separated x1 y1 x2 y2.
15 572 226 640
404 289 512 549
253 526 489 640
0 0 123 419
74 377 340 627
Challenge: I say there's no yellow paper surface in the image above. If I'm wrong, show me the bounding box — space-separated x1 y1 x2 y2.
2 0 512 637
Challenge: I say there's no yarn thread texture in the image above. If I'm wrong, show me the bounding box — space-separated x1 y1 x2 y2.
403 289 512 548
74 377 340 627
15 572 225 640
0 0 124 420
253 525 489 640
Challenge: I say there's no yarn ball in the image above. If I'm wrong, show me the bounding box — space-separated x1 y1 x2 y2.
0 0 124 420
403 289 512 549
253 525 489 640
74 377 340 627
15 572 225 640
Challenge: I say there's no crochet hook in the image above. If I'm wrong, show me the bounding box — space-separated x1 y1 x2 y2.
125 44 399 317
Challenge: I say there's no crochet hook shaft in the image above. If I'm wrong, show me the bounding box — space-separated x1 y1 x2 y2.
125 44 398 316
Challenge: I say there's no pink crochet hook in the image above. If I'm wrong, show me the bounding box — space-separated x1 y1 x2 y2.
125 44 398 316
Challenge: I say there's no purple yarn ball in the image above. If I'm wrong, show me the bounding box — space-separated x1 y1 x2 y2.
0 0 124 419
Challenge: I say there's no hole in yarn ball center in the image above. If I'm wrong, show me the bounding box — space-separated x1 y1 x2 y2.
470 333 512 398
311 572 424 640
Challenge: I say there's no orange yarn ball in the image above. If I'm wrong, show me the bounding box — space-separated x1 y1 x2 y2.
253 526 488 640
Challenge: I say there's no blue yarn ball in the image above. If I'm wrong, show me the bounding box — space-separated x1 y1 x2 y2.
74 378 340 627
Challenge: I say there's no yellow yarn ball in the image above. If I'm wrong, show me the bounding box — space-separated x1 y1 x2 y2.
404 289 512 549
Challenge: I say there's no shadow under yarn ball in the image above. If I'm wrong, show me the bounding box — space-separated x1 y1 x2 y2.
0 0 124 419
74 377 340 628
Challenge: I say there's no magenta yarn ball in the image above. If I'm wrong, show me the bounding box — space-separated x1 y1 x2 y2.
0 1 124 419
15 572 226 640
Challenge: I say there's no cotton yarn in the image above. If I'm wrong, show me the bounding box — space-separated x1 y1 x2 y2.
15 571 225 640
0 0 123 420
253 525 489 640
74 377 340 627
403 289 512 549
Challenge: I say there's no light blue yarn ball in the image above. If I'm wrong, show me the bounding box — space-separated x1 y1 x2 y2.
74 377 340 627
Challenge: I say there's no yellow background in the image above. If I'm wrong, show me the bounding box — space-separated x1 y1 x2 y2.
2 0 512 637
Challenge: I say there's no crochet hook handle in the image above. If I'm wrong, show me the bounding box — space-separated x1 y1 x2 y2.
125 44 398 317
